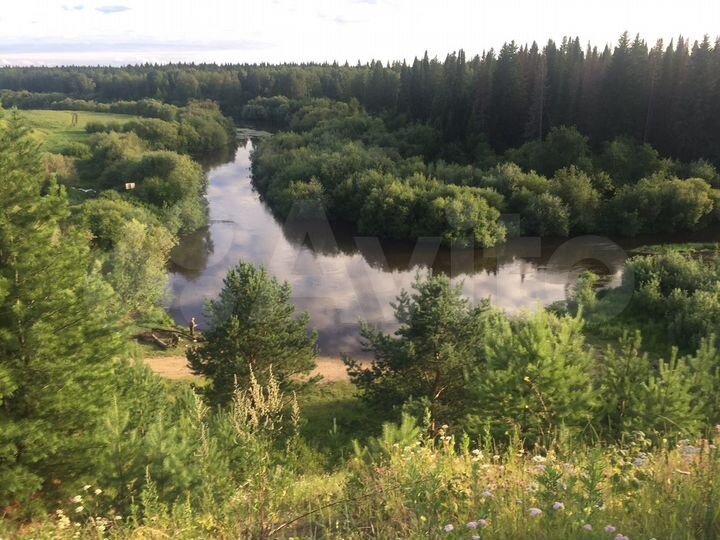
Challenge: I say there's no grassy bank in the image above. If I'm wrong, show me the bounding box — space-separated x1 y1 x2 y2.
21 109 138 152
4 429 718 539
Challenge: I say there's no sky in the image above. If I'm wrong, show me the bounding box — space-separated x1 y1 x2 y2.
1 0 718 66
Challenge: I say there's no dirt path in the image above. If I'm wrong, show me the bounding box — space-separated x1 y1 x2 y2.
144 355 358 382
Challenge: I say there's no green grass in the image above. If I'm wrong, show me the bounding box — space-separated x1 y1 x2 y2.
298 382 384 464
630 242 720 256
20 109 138 153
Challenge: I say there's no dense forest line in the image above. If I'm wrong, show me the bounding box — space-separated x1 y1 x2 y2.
249 97 720 246
1 32 720 163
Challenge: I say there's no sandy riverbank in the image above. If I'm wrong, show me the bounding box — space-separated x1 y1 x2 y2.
144 355 357 382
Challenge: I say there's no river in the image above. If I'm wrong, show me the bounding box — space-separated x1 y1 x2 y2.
167 140 720 358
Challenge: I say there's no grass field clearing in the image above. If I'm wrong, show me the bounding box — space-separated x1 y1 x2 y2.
19 109 138 152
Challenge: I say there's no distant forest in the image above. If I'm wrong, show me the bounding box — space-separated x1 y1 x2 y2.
1 32 719 163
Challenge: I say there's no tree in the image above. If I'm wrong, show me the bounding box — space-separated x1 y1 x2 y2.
464 310 595 446
595 136 665 185
81 191 163 250
551 165 601 232
0 113 127 507
519 191 570 236
107 219 176 318
345 272 496 421
596 333 702 442
188 261 317 405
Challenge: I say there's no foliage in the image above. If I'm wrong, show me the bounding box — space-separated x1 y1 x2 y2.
80 192 163 249
507 125 593 176
106 219 176 318
18 109 138 153
596 332 703 442
6 421 720 539
3 33 720 164
550 166 601 232
465 310 595 446
619 248 720 352
0 113 127 510
85 100 235 160
188 261 318 405
606 176 715 236
346 273 494 420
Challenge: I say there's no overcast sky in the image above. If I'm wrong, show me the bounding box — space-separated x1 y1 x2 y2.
1 0 718 66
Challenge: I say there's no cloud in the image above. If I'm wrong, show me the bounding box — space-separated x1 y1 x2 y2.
0 38 271 55
351 0 377 4
96 5 130 13
334 15 362 25
62 4 85 10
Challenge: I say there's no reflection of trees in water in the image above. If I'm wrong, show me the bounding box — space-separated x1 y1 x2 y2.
271 205 627 279
197 142 240 170
169 226 215 280
254 191 634 279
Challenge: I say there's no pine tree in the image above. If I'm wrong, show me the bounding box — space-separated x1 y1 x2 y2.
595 332 653 440
597 332 702 442
688 336 720 428
346 272 494 421
465 310 595 446
188 261 317 405
0 113 126 508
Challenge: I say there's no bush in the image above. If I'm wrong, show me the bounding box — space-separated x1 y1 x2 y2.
464 310 595 446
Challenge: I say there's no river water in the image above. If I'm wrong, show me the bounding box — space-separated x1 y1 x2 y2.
167 140 719 358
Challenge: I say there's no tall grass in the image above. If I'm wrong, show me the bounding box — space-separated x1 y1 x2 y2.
8 425 719 539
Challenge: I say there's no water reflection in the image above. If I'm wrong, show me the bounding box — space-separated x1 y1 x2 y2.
166 141 717 357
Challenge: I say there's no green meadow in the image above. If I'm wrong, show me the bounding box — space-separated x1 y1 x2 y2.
20 109 138 152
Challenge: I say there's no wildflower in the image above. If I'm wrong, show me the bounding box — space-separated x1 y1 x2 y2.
467 521 478 529
529 507 543 517
56 509 71 530
552 501 565 511
582 524 593 531
532 455 547 463
71 495 83 503
614 535 629 540
74 506 84 513
633 456 648 467
82 485 91 491
94 488 102 495
443 524 454 533
604 525 617 533
471 537 481 540
481 489 493 498
478 519 488 527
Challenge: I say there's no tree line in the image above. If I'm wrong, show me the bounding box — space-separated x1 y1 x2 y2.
250 98 720 245
1 32 719 163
